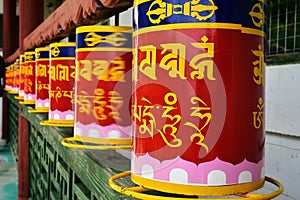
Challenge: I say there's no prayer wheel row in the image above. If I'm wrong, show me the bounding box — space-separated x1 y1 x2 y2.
4 0 268 194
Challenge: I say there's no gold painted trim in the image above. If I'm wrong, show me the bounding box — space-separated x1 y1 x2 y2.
50 42 76 47
24 51 35 55
40 119 74 127
28 107 49 113
61 135 131 149
14 96 24 100
35 47 49 51
20 100 35 105
50 57 75 60
133 0 151 7
133 23 266 37
131 173 264 196
76 26 132 34
76 47 132 52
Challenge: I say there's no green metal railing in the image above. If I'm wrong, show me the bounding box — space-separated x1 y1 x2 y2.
6 92 134 200
7 93 19 161
266 0 300 65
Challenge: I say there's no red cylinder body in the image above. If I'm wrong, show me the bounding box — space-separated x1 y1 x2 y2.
131 0 266 196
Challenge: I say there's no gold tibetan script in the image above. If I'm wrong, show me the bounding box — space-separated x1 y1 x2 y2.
78 57 125 82
253 97 264 129
252 44 264 85
185 96 211 153
190 36 216 80
138 35 216 81
37 64 48 77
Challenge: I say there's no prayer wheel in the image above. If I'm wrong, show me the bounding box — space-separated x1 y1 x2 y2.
23 51 36 104
4 65 12 91
6 64 15 93
40 42 76 127
18 54 26 100
12 60 20 94
8 63 16 94
131 0 266 196
61 25 132 149
34 47 50 112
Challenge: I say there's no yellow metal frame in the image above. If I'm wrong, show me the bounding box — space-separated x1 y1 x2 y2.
28 107 49 113
20 100 35 105
61 135 131 150
8 91 19 95
109 171 283 200
40 119 74 127
14 96 24 100
131 174 265 196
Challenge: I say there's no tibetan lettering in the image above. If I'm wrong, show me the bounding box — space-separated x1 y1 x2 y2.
107 91 123 122
190 36 216 80
160 43 187 79
37 64 48 77
50 64 74 81
185 96 211 153
159 92 182 147
133 97 156 137
93 88 107 120
137 36 216 81
253 97 264 129
77 91 92 115
78 57 125 82
252 44 264 85
50 86 73 102
139 45 157 80
76 89 123 122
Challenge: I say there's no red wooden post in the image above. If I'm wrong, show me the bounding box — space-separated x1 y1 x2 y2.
16 1 44 199
18 106 29 200
2 0 17 140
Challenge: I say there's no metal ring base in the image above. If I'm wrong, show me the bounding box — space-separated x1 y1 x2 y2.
109 171 283 200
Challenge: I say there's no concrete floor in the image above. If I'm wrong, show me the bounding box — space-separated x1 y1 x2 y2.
0 142 18 200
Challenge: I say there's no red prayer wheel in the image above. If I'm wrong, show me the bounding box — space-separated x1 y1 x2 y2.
23 51 36 104
35 47 50 112
4 65 12 91
41 42 76 126
62 25 132 148
12 60 20 94
131 0 266 196
18 54 26 100
6 64 15 93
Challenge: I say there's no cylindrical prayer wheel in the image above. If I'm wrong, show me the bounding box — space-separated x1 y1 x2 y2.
12 60 20 94
18 54 26 100
41 42 76 126
62 25 132 148
131 0 266 196
9 63 18 94
23 51 36 104
35 47 50 112
6 64 15 93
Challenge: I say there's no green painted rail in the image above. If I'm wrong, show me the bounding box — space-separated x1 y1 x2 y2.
6 93 134 200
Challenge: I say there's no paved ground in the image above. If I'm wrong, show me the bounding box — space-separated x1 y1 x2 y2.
0 142 18 200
